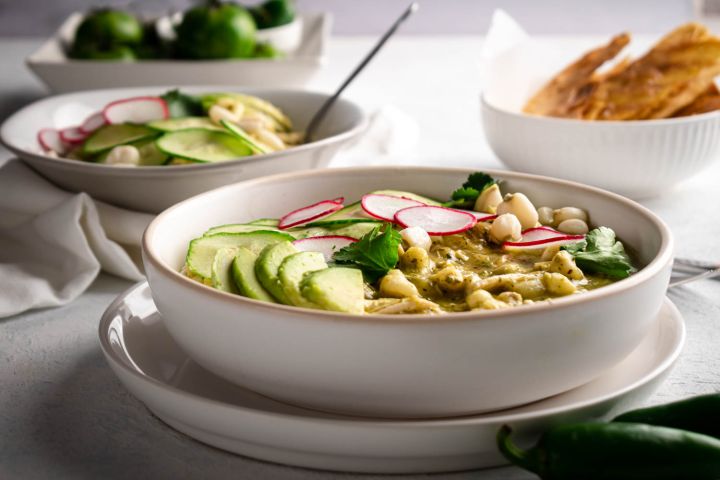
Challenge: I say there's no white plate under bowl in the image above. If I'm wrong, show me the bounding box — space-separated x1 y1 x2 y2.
99 282 684 474
26 13 331 93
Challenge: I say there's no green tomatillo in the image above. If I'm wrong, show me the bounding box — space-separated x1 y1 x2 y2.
174 1 257 59
70 9 143 59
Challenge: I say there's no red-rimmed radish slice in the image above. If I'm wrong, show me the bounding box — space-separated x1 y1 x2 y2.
503 236 585 251
37 128 68 154
59 126 87 144
80 112 106 133
278 200 344 229
503 226 585 251
394 205 477 236
103 96 169 124
466 212 497 222
361 194 425 222
520 226 583 242
329 197 345 204
293 235 357 261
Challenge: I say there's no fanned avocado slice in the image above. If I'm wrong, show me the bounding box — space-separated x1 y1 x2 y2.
255 241 298 304
301 268 364 314
211 247 238 293
277 251 327 308
185 231 294 282
232 247 276 303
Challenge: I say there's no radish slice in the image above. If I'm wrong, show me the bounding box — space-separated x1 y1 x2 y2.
293 235 357 261
80 112 106 133
59 126 87 144
466 212 497 222
503 236 585 251
37 128 68 154
520 226 583 243
279 200 344 229
361 194 425 222
330 197 345 204
503 226 585 251
394 205 477 236
103 96 169 124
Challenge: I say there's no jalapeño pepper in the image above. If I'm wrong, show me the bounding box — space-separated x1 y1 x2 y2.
613 393 720 438
497 423 720 480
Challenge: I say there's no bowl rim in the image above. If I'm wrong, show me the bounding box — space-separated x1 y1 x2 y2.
480 92 720 126
142 166 674 324
0 86 368 177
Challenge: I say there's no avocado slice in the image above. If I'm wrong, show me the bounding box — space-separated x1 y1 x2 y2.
220 120 272 154
83 124 158 156
232 247 276 303
371 189 443 206
204 224 281 236
211 247 238 293
147 116 222 132
329 222 381 239
315 201 369 222
301 267 364 314
255 241 298 304
248 218 279 227
277 251 327 308
185 231 295 282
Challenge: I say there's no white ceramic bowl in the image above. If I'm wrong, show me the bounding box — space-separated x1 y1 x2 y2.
0 86 367 213
481 95 720 198
255 17 304 53
142 167 673 419
26 13 330 92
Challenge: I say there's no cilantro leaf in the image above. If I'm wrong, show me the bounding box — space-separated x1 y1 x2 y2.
160 89 204 118
451 186 481 203
463 172 496 193
562 226 634 279
332 223 401 282
444 172 497 208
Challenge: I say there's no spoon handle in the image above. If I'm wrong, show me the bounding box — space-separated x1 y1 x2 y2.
304 2 419 142
669 266 720 288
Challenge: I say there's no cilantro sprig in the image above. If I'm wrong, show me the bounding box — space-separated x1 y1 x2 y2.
332 223 401 282
562 227 634 279
444 172 497 208
160 89 204 118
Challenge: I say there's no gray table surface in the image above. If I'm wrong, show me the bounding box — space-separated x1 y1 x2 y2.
1 37 720 480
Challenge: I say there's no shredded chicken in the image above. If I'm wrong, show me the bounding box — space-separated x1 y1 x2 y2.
365 296 442 315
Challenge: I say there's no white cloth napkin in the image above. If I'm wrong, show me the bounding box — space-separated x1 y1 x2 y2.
0 106 418 317
0 159 151 317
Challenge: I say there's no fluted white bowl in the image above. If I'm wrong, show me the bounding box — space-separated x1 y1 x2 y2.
142 167 673 418
481 95 720 198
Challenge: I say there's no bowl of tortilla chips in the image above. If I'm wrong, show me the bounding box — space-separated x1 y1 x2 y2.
482 23 720 198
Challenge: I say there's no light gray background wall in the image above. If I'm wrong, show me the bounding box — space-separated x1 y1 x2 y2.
0 0 701 36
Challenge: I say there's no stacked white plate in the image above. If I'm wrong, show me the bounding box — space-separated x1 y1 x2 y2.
100 282 685 474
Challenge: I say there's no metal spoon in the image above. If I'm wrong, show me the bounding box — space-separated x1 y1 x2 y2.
304 2 420 143
669 266 720 288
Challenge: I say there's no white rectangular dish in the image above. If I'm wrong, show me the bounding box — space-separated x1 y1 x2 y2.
26 12 331 93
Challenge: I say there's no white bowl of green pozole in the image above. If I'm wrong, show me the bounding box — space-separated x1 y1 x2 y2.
142 167 673 418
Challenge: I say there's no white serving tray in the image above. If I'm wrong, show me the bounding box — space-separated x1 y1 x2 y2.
27 12 331 93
